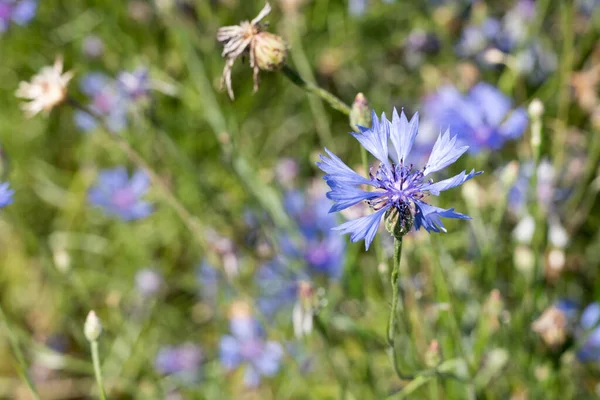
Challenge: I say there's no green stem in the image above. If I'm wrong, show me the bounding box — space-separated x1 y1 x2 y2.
387 237 413 380
91 340 108 400
281 65 351 116
0 306 40 400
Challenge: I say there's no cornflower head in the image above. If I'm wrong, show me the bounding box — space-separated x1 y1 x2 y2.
217 2 287 100
219 303 283 387
155 343 203 383
0 182 14 208
0 0 37 32
74 73 128 133
88 167 152 221
318 109 482 250
15 57 73 118
423 83 528 153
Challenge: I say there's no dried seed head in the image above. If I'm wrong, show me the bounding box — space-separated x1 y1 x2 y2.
217 3 287 99
253 32 287 72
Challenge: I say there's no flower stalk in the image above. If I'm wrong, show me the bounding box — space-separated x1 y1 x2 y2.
281 64 351 116
387 237 408 379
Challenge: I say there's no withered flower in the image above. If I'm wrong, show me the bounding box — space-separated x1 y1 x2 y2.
217 3 287 100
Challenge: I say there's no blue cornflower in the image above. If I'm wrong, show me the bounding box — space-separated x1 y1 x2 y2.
255 185 345 328
155 343 203 383
219 309 283 387
0 182 14 208
88 167 153 221
74 73 128 133
0 0 37 32
423 83 528 153
577 303 600 362
318 109 482 250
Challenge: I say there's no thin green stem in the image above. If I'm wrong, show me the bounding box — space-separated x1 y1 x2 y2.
387 237 414 380
0 306 40 400
91 340 108 400
281 64 351 116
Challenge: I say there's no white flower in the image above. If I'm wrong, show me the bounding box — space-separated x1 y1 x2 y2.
15 57 74 118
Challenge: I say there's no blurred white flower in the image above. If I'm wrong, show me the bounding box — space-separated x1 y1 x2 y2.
15 57 73 117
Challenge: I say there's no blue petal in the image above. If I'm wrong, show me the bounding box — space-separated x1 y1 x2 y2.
413 200 471 233
581 303 600 330
326 181 381 213
317 148 373 187
243 365 261 387
219 336 242 370
468 83 511 127
129 169 150 197
423 129 469 176
350 110 391 168
255 341 284 376
333 207 388 250
422 169 483 195
499 107 528 139
11 0 37 25
390 108 419 163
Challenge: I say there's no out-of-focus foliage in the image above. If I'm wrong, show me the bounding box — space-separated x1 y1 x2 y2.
0 0 600 399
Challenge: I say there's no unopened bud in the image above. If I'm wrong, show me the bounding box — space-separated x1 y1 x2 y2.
254 32 288 71
350 93 371 131
84 311 102 342
528 99 545 119
531 306 568 348
483 48 506 65
424 340 441 368
385 205 413 239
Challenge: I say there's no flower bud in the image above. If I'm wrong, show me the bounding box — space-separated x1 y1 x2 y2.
531 305 568 348
350 93 371 132
84 311 103 342
254 32 288 72
528 98 545 119
385 205 413 239
424 340 441 368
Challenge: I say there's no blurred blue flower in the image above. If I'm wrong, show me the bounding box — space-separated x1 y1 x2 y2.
423 83 528 153
0 0 37 32
0 182 14 208
155 343 203 383
88 167 153 221
318 109 481 250
577 303 600 362
74 73 128 133
255 186 345 321
219 313 283 387
456 1 557 83
135 268 163 297
117 68 150 100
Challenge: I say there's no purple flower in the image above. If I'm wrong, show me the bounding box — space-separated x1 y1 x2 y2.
219 313 283 387
88 167 152 221
0 182 14 208
423 83 528 153
155 343 203 382
318 109 482 250
255 185 345 320
0 0 37 32
117 68 150 100
135 268 163 297
74 73 128 133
